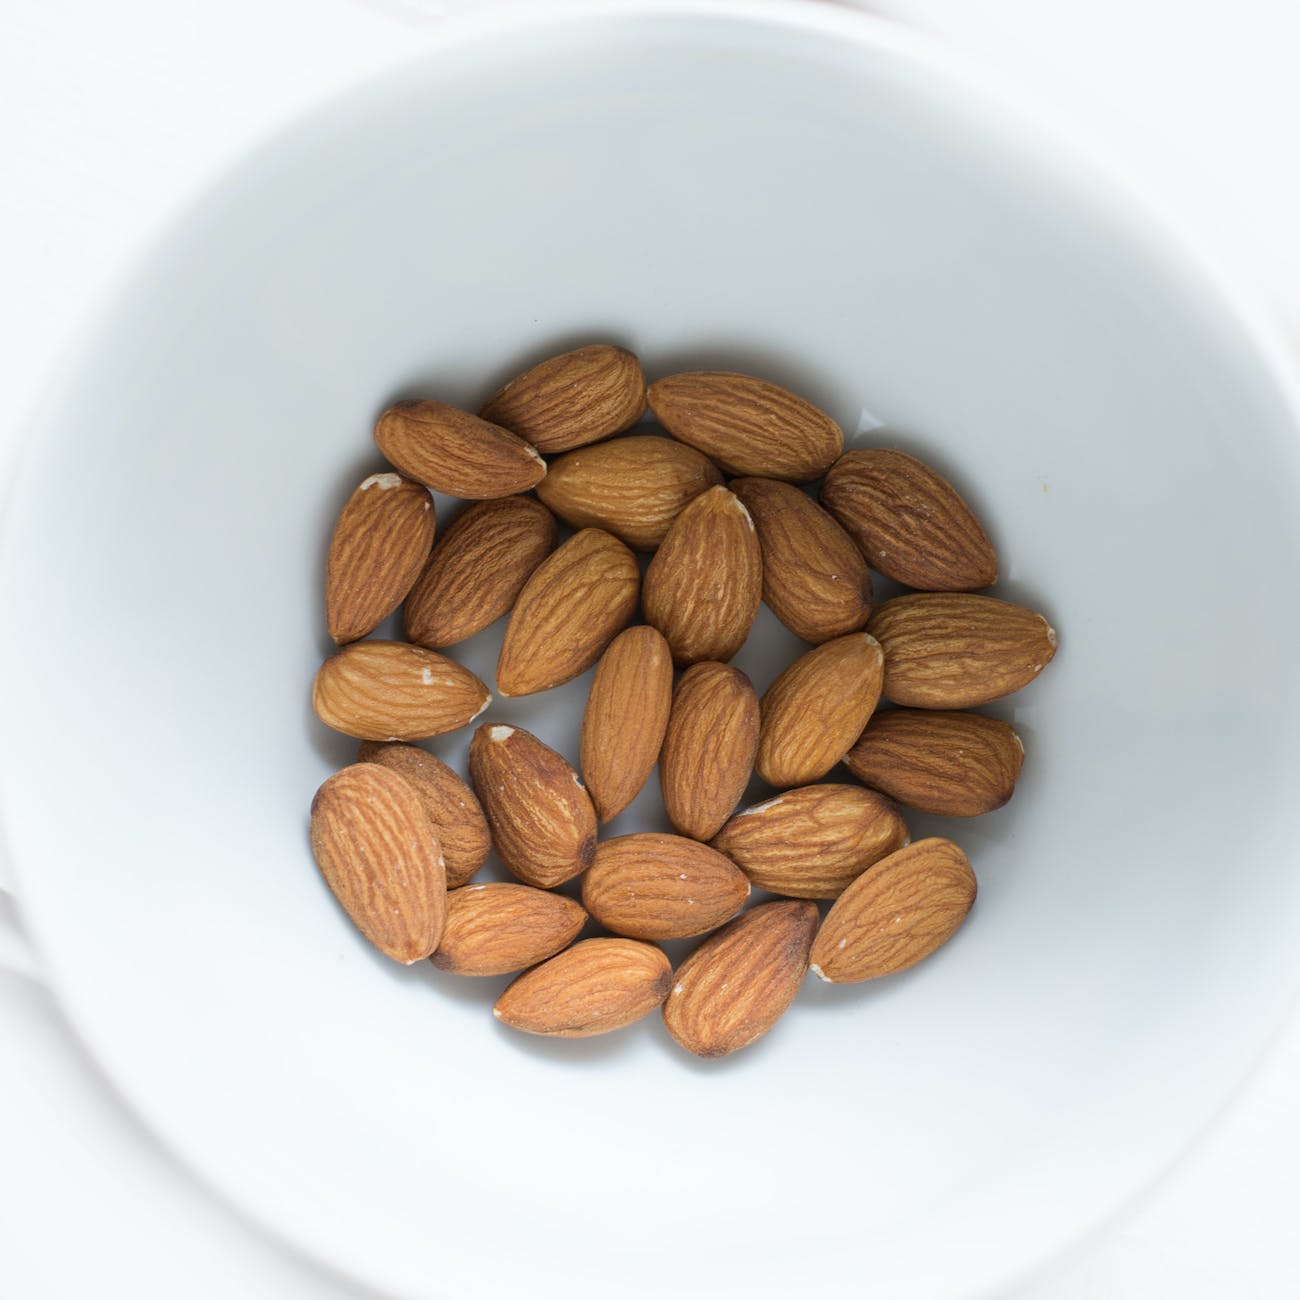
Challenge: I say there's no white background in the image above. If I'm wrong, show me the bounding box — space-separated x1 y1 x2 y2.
3 0 1300 1296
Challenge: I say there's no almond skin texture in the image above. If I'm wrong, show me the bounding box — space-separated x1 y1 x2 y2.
659 662 760 841
309 763 447 963
494 938 671 1038
325 473 435 644
582 833 750 940
844 709 1024 817
403 497 556 650
810 837 976 983
642 485 762 667
580 626 674 822
431 883 587 976
868 593 1058 708
496 528 640 696
820 448 997 591
468 724 597 888
536 435 723 550
356 742 490 888
663 900 818 1058
756 633 885 788
479 344 646 453
711 784 909 899
648 371 843 481
374 399 546 498
313 641 491 741
730 477 872 644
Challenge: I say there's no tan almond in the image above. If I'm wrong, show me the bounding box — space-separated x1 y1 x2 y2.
431 883 587 976
309 763 446 963
810 837 976 983
820 448 997 590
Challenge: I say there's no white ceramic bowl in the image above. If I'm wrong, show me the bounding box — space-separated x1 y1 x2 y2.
5 3 1300 1298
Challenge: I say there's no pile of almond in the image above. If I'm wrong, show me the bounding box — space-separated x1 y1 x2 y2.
309 344 1057 1058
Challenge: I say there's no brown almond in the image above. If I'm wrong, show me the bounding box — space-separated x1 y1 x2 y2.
432 882 587 976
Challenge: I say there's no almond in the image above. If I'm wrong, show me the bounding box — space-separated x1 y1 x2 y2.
374 399 546 498
820 449 997 590
313 641 491 741
755 633 884 787
479 344 646 453
581 833 749 940
868 594 1058 708
496 528 640 696
844 709 1024 816
535 434 723 550
403 497 556 650
809 837 976 983
356 741 490 887
730 477 872 644
468 724 597 888
580 626 674 822
642 485 762 666
494 937 671 1037
711 784 909 899
663 900 818 1057
309 763 446 963
648 371 842 481
431 883 587 976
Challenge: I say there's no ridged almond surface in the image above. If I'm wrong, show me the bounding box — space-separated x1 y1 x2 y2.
313 641 491 741
810 837 976 983
309 763 446 963
496 528 640 697
648 371 843 481
431 883 587 976
868 594 1058 708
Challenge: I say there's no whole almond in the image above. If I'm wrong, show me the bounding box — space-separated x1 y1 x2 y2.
820 448 997 590
809 837 976 983
496 528 640 697
663 900 818 1058
642 485 762 666
356 741 490 887
711 784 909 899
756 633 884 787
479 344 646 453
730 477 872 644
309 763 446 963
494 937 671 1038
580 626 674 822
648 371 843 481
432 882 587 976
536 434 723 550
468 723 597 888
313 641 491 741
581 833 749 940
403 497 557 650
868 593 1058 708
374 399 546 498
325 473 435 644
844 709 1024 817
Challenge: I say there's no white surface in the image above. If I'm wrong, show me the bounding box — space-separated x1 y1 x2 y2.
2 2 1300 1299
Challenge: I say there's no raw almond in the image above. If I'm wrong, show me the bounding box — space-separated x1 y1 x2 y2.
648 371 843 481
642 485 762 666
756 633 884 787
468 723 597 888
820 448 997 591
662 900 818 1057
844 709 1024 817
868 593 1058 708
313 641 491 741
809 837 976 983
309 763 446 963
374 399 546 498
581 833 749 940
431 882 587 976
496 528 640 696
580 626 674 822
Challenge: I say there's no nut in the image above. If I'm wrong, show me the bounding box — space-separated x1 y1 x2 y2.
431 882 587 976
